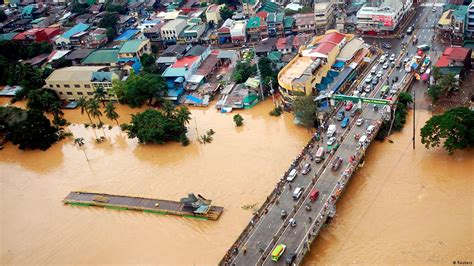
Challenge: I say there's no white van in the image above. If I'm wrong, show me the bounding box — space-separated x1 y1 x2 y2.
358 135 368 146
315 147 325 163
365 75 373 83
292 187 303 200
370 66 377 74
366 125 376 135
287 169 297 182
327 124 336 137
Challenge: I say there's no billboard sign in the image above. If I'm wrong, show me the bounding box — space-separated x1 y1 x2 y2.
372 15 394 27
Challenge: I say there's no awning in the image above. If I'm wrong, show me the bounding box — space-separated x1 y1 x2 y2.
174 76 184 83
332 61 344 69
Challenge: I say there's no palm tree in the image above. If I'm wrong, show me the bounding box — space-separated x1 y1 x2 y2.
161 100 174 118
431 66 441 83
174 106 191 125
94 85 107 107
105 101 120 125
438 73 459 95
78 96 93 124
87 98 103 125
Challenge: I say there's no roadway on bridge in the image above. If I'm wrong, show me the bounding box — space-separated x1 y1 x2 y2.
229 4 440 265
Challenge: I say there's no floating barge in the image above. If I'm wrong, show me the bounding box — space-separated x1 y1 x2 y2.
63 192 224 221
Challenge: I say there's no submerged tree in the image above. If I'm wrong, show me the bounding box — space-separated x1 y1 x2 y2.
420 107 474 154
105 101 120 125
233 114 244 127
292 95 318 130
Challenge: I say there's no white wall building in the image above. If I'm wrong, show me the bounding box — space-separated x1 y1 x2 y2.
161 18 187 42
356 0 413 35
314 0 336 34
230 20 247 43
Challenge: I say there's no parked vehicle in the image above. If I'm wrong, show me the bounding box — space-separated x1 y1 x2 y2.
345 101 353 111
356 118 364 126
358 135 368 146
366 125 376 135
379 55 386 63
271 244 286 262
365 74 373 83
407 26 414 34
315 147 325 163
285 253 297 265
382 42 391 49
327 124 336 137
364 85 371 93
376 70 383 78
341 117 350 128
372 77 379 85
327 136 337 146
331 156 343 171
289 218 297 227
370 65 377 74
301 163 311 175
310 189 320 201
287 168 297 182
417 44 430 51
350 108 358 117
389 53 396 61
383 62 389 69
336 110 345 121
280 209 287 219
292 187 303 200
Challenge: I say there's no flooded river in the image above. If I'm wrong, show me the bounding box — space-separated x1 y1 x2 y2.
1 99 472 264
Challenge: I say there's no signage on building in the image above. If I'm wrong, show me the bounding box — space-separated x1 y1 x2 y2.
372 15 394 27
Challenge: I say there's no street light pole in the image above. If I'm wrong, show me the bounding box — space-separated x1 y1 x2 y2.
412 89 416 149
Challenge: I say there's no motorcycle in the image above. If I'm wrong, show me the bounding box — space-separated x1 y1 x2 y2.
305 204 312 211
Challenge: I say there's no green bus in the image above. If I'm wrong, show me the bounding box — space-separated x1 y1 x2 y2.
271 244 286 262
380 85 389 96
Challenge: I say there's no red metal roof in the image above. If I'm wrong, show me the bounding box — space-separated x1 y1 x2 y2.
12 27 60 43
172 56 199 68
445 47 470 61
257 11 268 20
317 32 345 45
311 42 337 55
435 55 450 67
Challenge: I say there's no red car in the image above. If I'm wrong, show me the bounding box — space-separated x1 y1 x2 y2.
345 101 353 111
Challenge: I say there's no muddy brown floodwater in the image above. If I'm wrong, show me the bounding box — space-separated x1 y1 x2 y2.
1 98 472 264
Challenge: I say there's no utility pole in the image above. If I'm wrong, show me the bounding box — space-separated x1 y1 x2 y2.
253 44 265 101
412 89 416 149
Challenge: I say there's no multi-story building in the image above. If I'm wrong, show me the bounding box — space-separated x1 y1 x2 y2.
247 16 262 41
267 12 284 37
205 4 223 25
178 19 206 44
314 0 336 34
54 23 90 49
230 20 247 43
437 5 468 45
243 0 260 17
161 18 187 45
278 31 351 98
293 13 315 34
45 66 120 101
356 0 413 35
467 2 474 39
117 39 151 62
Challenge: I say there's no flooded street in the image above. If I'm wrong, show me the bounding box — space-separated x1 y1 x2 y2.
1 98 472 264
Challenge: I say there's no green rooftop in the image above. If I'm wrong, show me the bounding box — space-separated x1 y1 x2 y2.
0 32 19 41
119 39 146 54
243 0 256 5
268 51 282 62
284 16 294 29
247 16 261 29
258 2 279 13
82 48 119 65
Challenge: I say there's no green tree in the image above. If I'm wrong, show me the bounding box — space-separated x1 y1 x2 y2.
122 109 189 144
428 84 442 103
105 101 120 125
398 92 413 106
438 73 459 95
162 100 175 118
233 114 244 126
293 96 318 129
78 96 93 124
111 79 126 103
140 54 159 74
174 106 191 125
94 86 107 107
99 12 119 29
258 57 273 81
420 107 474 154
87 98 103 124
0 107 59 150
123 73 168 108
431 66 441 82
26 89 60 113
233 62 256 83
220 5 234 21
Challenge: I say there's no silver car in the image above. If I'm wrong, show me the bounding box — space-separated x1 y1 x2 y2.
327 137 337 146
356 118 364 126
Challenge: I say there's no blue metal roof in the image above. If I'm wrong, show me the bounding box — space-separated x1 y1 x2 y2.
62 23 90 39
332 61 345 69
186 95 202 103
114 29 139 41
